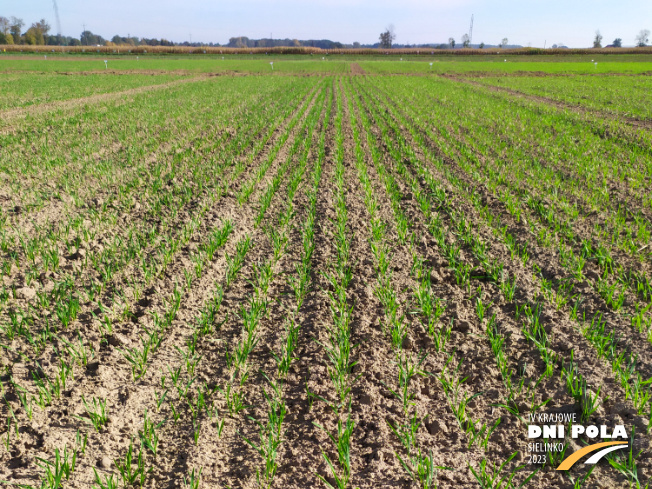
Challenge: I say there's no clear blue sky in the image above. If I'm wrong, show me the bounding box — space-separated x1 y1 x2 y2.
7 0 652 47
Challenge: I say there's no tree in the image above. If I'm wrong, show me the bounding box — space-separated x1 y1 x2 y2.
0 16 9 36
500 37 508 48
379 25 395 49
461 34 470 48
9 17 23 42
612 38 622 47
479 42 485 49
448 37 455 48
81 30 105 46
24 27 44 45
228 36 249 48
593 30 603 48
34 19 50 35
635 29 650 47
24 19 50 45
46 34 67 45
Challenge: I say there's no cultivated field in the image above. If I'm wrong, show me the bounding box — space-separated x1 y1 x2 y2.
0 55 651 489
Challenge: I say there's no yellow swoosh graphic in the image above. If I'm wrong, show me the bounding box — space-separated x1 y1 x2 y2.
557 441 628 470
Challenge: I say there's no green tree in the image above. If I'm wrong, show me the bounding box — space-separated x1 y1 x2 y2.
228 36 250 48
448 37 455 48
9 17 23 43
81 30 105 46
379 25 395 49
461 33 470 48
24 27 44 45
24 19 50 45
612 38 622 47
593 30 603 48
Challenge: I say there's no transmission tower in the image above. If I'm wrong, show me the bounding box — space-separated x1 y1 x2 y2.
469 14 474 45
52 0 62 36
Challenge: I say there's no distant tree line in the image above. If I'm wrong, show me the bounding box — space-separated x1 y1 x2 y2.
0 16 78 45
0 15 221 47
226 37 345 49
593 29 649 48
1 14 649 50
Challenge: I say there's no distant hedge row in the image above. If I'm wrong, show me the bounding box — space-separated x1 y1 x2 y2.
2 44 652 56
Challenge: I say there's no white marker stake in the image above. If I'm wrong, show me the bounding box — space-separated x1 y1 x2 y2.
104 60 108 69
429 62 433 69
270 61 273 71
44 55 47 59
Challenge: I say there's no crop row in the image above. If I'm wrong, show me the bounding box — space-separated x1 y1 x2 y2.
353 76 651 486
0 79 327 486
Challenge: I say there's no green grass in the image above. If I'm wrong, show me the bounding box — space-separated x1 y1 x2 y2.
0 73 185 110
358 58 652 74
0 56 349 74
3 52 651 75
473 74 652 119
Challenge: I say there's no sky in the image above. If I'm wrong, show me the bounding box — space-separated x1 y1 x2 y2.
6 0 652 47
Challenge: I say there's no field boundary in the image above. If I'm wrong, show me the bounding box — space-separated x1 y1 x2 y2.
3 44 652 56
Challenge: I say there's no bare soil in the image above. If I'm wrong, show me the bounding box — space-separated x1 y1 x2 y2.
350 63 366 75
